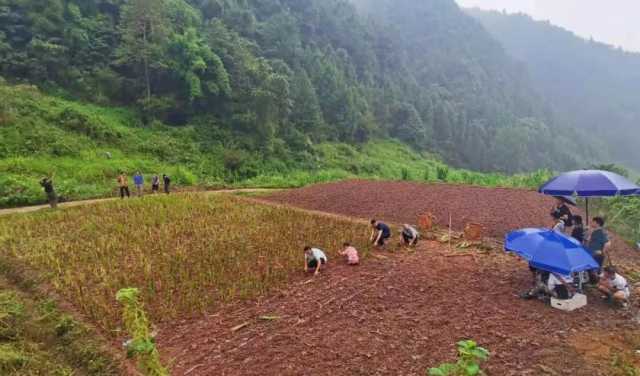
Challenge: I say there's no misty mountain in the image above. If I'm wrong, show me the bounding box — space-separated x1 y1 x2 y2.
466 8 640 170
0 0 607 174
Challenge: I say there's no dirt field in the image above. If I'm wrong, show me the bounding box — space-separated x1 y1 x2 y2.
157 243 638 375
155 181 640 375
263 180 640 264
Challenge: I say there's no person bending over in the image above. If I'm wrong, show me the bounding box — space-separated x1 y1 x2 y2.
339 242 359 266
523 268 572 300
370 219 391 247
304 246 327 276
598 266 630 308
401 224 419 246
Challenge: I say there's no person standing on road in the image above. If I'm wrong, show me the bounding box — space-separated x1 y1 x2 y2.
117 172 130 199
40 175 57 209
338 242 359 266
370 219 391 247
162 174 171 194
151 175 160 193
133 171 144 196
304 246 328 276
401 224 420 246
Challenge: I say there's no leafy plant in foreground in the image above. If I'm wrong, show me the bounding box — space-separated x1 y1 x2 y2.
116 288 168 376
428 340 489 376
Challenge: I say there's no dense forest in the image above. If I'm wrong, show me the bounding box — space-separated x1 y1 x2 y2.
0 0 607 177
467 8 640 171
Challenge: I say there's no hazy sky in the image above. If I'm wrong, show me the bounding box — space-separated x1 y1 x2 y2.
455 0 640 52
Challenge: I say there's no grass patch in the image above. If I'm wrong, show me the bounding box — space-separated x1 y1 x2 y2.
0 194 371 332
0 275 119 375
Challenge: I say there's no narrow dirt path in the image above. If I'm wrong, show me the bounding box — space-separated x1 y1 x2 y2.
0 188 276 216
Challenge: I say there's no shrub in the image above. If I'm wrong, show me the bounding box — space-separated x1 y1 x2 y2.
428 340 489 376
116 288 168 376
0 292 24 340
437 166 449 181
0 344 28 373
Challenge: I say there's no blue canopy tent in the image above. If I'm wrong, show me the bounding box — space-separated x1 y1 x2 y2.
539 170 640 225
505 228 599 275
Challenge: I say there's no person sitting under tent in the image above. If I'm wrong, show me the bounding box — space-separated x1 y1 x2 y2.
370 219 391 248
304 246 327 276
598 266 630 308
401 224 420 246
522 267 573 300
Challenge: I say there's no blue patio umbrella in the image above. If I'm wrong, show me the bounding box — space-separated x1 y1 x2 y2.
505 228 599 275
539 170 640 225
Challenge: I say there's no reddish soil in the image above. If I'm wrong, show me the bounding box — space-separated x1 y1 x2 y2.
158 244 637 376
263 180 563 238
156 181 640 375
263 180 640 264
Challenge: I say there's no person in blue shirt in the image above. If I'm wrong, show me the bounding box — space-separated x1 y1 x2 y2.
304 246 327 276
133 171 144 196
370 219 391 247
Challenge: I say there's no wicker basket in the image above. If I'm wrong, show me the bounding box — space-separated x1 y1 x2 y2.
418 213 436 231
464 223 483 241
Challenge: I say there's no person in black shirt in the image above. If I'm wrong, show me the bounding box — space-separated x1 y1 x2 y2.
162 174 171 194
39 175 57 209
570 215 585 243
370 219 391 247
551 197 573 228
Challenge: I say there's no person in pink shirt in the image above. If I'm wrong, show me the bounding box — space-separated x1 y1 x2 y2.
339 242 359 266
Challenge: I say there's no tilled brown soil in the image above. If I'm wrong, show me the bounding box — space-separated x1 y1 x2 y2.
263 180 640 264
263 180 562 239
157 243 636 376
156 182 640 375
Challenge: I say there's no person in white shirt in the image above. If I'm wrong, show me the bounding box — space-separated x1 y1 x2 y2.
552 214 566 234
598 266 630 307
304 246 327 276
401 224 420 246
522 268 573 300
547 273 573 300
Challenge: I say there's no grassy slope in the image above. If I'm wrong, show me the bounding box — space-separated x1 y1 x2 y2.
0 82 555 207
0 269 120 375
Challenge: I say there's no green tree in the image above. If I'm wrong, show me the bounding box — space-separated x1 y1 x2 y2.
118 0 169 102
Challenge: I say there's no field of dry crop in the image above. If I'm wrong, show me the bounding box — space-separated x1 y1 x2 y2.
0 193 371 332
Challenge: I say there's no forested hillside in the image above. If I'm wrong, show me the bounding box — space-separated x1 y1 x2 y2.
467 8 640 171
0 0 605 176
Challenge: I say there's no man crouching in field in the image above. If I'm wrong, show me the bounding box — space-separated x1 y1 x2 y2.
370 219 391 248
304 246 327 276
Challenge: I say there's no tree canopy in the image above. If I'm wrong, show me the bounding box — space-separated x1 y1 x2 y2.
0 0 614 173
